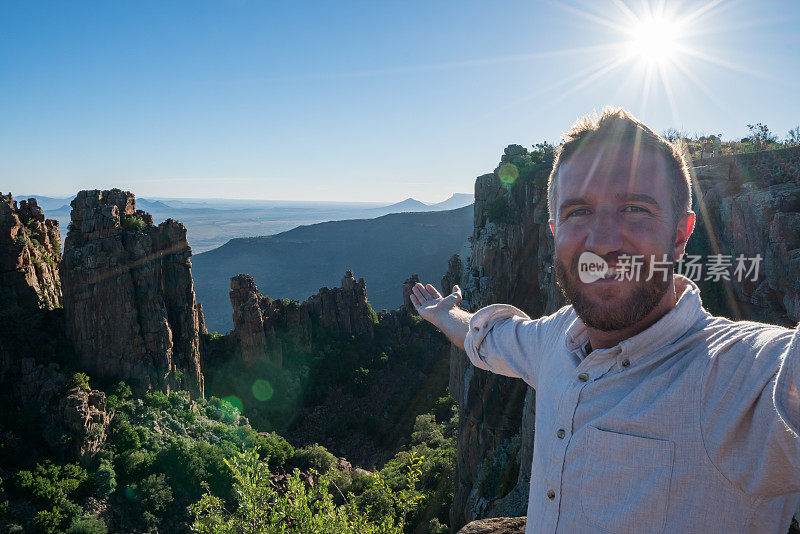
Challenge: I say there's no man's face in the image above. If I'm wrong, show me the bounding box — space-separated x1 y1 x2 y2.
548 141 692 332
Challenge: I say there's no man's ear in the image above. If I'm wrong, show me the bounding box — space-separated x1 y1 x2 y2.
549 219 555 237
674 211 696 260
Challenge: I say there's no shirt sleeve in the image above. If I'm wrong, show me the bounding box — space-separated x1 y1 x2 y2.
463 303 565 389
774 323 800 436
700 323 800 497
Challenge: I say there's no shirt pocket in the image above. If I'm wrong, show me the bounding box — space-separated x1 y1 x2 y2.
580 426 675 534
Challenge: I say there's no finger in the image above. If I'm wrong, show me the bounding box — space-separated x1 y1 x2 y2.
426 284 443 299
409 293 421 309
452 285 463 305
445 285 462 306
413 282 428 299
412 285 428 303
416 283 433 300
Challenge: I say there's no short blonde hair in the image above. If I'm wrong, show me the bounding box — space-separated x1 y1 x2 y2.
546 107 692 223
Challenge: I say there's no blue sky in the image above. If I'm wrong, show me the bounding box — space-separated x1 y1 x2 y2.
1 0 798 203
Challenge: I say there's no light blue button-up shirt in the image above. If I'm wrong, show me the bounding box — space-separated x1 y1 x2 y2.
464 274 800 533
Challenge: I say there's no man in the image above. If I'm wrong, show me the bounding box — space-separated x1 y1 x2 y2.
411 107 800 533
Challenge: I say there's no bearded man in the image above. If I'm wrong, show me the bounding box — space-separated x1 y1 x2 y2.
411 107 800 533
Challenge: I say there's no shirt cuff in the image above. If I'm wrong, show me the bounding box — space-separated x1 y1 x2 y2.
774 324 800 437
464 303 531 365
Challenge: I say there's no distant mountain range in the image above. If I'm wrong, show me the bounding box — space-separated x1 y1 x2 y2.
192 205 473 332
372 193 473 213
21 193 473 253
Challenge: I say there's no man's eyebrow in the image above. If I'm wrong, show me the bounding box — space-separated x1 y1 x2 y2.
558 197 590 212
558 193 662 213
615 192 661 208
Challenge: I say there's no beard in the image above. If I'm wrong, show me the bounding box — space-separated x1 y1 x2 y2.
554 247 674 332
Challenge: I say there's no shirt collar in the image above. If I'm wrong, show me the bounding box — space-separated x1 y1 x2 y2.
564 274 706 364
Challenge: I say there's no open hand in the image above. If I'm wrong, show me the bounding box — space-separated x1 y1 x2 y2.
409 282 463 325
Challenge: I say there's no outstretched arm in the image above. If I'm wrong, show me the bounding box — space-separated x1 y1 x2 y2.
409 282 472 348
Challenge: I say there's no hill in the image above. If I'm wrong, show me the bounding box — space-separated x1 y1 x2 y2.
192 205 473 332
428 193 473 210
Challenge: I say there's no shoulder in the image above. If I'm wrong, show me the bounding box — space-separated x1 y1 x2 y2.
696 312 795 375
701 314 794 354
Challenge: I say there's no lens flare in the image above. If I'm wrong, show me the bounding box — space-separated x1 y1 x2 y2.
222 395 243 413
498 163 519 188
251 379 274 402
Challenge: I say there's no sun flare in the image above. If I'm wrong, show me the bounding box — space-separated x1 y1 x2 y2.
628 15 683 64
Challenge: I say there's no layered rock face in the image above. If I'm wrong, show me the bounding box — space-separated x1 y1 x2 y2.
450 145 563 527
689 146 800 323
60 387 113 466
0 193 61 309
229 270 375 366
449 145 800 527
61 189 205 397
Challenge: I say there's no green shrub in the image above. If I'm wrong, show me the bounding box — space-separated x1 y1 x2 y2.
67 372 90 391
189 448 424 533
94 460 116 496
292 443 337 474
255 433 295 469
114 381 132 399
120 215 146 232
67 516 108 534
365 301 379 324
136 473 173 515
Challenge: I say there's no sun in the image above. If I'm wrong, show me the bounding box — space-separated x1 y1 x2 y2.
628 15 683 64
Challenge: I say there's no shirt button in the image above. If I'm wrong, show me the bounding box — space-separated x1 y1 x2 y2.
556 429 566 439
473 326 479 332
622 359 631 368
547 489 556 500
578 372 589 382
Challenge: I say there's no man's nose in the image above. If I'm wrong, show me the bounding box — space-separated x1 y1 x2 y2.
584 212 624 256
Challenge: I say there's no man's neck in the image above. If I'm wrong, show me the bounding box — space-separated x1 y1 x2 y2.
587 278 679 351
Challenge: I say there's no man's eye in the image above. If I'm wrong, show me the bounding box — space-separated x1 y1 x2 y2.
566 208 588 218
623 205 649 213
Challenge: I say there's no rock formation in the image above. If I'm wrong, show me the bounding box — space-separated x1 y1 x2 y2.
0 193 61 310
61 189 205 397
229 270 376 366
401 273 421 314
60 387 113 466
457 517 526 534
448 145 800 528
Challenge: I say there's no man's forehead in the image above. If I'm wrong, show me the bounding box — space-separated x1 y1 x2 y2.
558 142 671 191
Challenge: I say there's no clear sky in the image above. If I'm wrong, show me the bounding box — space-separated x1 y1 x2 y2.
1 0 798 203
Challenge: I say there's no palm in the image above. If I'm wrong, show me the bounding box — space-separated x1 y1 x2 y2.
409 282 462 322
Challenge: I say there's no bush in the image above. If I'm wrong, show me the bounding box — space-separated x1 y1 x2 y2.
67 516 108 534
66 372 90 391
94 460 116 496
189 448 423 533
136 473 173 515
255 433 295 469
114 381 132 399
292 443 337 474
120 215 146 232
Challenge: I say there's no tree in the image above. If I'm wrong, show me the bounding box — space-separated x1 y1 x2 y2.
786 126 800 147
67 372 90 391
746 123 778 151
94 460 116 496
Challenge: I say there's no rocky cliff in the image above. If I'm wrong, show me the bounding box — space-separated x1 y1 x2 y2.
0 193 61 310
61 189 205 397
60 386 113 466
228 270 376 366
448 145 800 528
